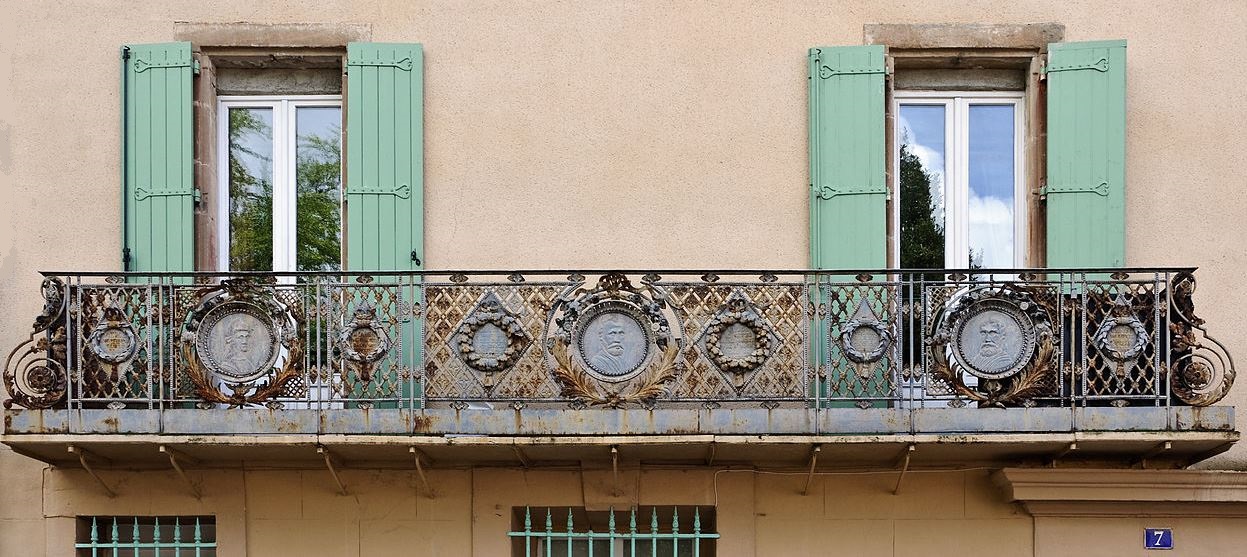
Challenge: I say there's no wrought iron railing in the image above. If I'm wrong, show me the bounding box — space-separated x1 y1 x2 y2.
2 268 1235 412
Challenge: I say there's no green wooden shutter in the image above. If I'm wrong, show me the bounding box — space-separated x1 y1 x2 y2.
808 45 887 270
345 42 424 272
122 42 195 273
344 43 424 408
1045 40 1126 268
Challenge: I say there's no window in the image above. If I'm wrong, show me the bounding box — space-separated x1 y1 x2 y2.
76 516 216 556
810 27 1126 271
894 92 1026 270
216 95 343 272
510 506 718 557
121 40 425 275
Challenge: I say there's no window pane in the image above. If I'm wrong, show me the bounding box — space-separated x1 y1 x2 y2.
228 107 274 272
967 104 1016 269
295 106 343 272
898 104 946 269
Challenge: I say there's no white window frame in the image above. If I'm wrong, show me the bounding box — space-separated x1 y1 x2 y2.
892 91 1027 269
216 95 342 272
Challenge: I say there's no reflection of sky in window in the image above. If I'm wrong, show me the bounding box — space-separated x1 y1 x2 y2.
296 107 340 165
233 107 273 188
899 105 946 230
968 105 1015 268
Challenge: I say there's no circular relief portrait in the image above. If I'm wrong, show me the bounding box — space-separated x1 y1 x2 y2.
197 304 279 382
576 309 650 380
953 304 1034 379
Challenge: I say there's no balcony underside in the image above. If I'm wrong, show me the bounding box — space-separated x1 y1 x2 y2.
5 406 1236 468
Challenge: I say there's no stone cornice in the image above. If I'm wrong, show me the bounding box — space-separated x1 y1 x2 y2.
994 468 1247 517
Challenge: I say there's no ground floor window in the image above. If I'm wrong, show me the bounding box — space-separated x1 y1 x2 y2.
76 516 216 556
510 506 717 557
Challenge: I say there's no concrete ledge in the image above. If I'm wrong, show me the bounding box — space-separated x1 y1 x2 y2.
4 406 1233 436
163 409 318 435
864 23 1064 49
173 22 371 47
994 467 1247 517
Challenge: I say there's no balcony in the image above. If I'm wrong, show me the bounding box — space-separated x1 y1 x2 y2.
2 269 1237 468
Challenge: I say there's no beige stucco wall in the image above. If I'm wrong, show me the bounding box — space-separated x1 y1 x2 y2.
9 461 1245 556
2 1 1247 555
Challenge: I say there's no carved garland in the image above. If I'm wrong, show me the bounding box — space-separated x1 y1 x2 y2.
703 304 774 373
551 339 678 408
452 297 530 373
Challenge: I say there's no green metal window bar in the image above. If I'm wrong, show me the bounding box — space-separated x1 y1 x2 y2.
509 506 718 557
76 516 216 556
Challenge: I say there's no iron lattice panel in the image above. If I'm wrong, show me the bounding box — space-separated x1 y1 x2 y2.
820 283 898 401
74 285 162 403
1081 282 1164 401
423 285 562 401
667 284 808 400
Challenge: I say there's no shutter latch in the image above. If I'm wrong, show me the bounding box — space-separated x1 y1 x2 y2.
410 251 422 266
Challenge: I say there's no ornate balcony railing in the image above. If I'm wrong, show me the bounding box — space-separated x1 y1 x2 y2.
2 269 1235 415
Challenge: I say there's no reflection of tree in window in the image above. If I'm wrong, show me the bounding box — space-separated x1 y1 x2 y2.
229 109 273 272
295 125 341 272
899 139 945 275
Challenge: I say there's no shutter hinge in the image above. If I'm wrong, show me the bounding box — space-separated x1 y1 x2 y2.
1044 57 1109 74
410 251 422 266
121 47 131 60
193 188 203 205
345 57 414 71
813 184 889 200
122 248 132 271
1040 181 1110 197
346 183 411 198
135 186 196 200
193 59 201 75
818 65 887 79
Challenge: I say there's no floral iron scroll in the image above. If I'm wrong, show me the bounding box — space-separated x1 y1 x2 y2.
547 273 681 408
1169 272 1235 406
3 278 68 409
927 286 1057 407
181 280 302 407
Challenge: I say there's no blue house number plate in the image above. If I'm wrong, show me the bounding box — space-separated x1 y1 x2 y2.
1145 528 1173 550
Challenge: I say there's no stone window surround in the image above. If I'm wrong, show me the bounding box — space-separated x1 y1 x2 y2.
867 23 1065 268
172 22 372 271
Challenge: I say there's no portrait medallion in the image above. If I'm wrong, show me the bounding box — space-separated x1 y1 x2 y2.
951 301 1036 380
573 301 652 381
195 302 280 383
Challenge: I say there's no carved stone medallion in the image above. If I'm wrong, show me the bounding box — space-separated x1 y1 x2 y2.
1093 293 1148 363
697 291 781 376
951 299 1036 380
840 298 892 364
195 301 280 383
546 273 680 405
573 301 652 380
338 303 391 382
86 307 138 365
181 281 300 406
450 292 532 378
